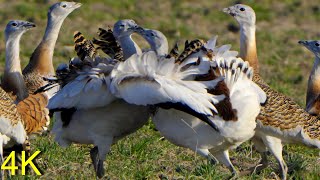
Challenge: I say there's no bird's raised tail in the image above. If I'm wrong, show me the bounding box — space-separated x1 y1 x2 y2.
74 31 98 61
92 27 123 61
16 93 50 135
111 51 225 131
201 36 266 104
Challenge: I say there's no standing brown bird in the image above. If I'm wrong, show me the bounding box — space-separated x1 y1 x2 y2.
224 4 320 180
23 1 81 98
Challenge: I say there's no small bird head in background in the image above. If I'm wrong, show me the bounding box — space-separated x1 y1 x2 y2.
223 4 256 26
5 20 36 38
140 29 168 53
299 40 320 58
113 19 141 38
48 1 82 19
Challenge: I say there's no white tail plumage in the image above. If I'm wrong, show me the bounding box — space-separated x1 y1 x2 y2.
111 51 225 116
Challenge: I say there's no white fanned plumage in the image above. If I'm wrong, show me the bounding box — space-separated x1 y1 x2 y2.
133 28 265 178
110 51 225 116
49 20 151 178
48 60 116 110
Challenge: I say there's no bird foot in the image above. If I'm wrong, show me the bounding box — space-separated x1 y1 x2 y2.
90 147 104 178
228 171 238 180
240 162 267 176
96 160 104 178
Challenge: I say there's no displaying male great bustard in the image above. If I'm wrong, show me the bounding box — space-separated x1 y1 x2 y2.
224 4 320 179
23 1 81 98
44 20 150 178
112 27 266 178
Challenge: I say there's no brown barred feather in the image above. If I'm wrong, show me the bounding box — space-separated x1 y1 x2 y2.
92 27 123 61
176 39 205 64
166 43 179 59
73 31 97 60
253 73 320 139
16 93 50 135
0 88 21 126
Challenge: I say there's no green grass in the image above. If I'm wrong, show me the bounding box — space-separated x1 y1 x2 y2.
0 0 319 179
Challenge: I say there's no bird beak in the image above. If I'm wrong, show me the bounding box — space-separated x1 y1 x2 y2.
72 2 82 9
298 40 307 46
135 26 145 34
129 25 143 33
23 22 36 29
223 7 236 17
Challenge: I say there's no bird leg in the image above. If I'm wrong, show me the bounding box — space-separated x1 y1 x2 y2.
211 150 238 179
207 153 219 165
240 136 270 176
261 136 287 180
90 146 99 176
92 138 113 178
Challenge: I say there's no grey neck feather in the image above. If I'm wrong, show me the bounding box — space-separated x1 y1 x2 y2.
41 15 65 53
5 34 23 73
5 33 28 101
118 35 142 60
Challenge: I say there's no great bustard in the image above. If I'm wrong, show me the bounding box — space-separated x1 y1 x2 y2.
0 20 50 179
22 1 81 99
2 20 50 136
299 40 320 115
224 4 320 179
41 20 150 178
112 28 266 178
1 20 35 102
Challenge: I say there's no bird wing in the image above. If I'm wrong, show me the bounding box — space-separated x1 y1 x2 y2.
111 51 225 117
16 93 50 135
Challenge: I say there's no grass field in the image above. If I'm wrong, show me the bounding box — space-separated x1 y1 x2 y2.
0 0 319 179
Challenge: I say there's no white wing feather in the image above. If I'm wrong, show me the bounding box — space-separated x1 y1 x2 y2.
48 64 116 110
111 51 224 116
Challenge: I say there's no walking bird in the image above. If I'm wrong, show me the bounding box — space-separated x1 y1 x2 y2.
224 4 320 179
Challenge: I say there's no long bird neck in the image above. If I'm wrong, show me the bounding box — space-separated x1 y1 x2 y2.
3 33 28 101
240 24 259 73
27 15 65 75
306 56 320 104
153 42 168 57
118 35 142 59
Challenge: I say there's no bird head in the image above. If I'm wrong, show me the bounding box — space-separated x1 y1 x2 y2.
5 20 36 40
113 19 141 39
48 1 82 20
223 4 256 27
139 29 169 55
299 40 320 58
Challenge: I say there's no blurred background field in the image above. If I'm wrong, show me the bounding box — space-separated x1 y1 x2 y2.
0 0 319 179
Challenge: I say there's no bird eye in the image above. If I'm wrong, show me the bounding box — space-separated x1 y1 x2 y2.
119 24 125 28
240 7 245 11
316 43 320 47
11 23 17 26
150 33 155 37
62 4 67 8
